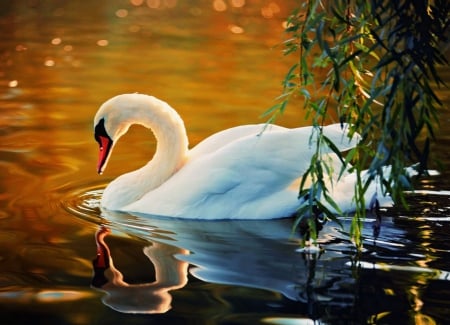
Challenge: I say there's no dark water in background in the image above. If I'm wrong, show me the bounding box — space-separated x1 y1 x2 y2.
0 1 449 324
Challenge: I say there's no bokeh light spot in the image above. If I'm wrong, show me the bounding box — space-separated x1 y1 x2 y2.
97 40 109 47
115 9 128 18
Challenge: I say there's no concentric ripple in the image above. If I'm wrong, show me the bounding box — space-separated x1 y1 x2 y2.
60 182 105 224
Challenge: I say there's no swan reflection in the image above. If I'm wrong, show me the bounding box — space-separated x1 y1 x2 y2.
91 210 351 314
92 226 189 314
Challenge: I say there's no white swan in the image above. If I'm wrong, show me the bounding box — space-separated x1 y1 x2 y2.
93 93 378 219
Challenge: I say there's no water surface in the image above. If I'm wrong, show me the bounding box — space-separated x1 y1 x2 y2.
1 1 449 324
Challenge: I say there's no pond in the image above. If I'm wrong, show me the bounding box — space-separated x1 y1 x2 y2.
1 1 449 324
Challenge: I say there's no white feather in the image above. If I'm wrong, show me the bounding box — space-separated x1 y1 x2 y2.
94 94 388 219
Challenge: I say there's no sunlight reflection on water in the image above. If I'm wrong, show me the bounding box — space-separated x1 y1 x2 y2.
0 288 95 304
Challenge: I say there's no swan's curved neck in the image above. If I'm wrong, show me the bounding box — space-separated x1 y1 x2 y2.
101 95 189 210
132 96 189 172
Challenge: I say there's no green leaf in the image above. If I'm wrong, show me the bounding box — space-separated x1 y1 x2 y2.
268 0 446 250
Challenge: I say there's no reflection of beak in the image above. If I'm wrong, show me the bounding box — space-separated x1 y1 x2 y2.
97 135 113 175
90 224 190 314
92 226 111 288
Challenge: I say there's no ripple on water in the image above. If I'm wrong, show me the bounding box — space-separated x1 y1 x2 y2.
0 230 27 247
19 244 93 277
0 285 95 304
60 182 104 224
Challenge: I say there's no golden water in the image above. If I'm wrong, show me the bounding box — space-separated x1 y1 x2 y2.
1 1 449 324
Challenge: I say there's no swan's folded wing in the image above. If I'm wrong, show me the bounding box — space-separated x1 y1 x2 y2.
187 124 287 161
125 123 358 219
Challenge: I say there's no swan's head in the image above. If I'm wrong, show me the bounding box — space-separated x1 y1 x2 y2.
94 93 188 176
94 95 134 174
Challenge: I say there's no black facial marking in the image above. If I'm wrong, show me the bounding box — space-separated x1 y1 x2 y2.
94 118 110 144
94 118 114 174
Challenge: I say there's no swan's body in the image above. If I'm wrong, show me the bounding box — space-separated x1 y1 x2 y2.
94 94 387 219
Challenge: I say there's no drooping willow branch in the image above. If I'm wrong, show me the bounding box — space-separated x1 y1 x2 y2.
265 0 448 248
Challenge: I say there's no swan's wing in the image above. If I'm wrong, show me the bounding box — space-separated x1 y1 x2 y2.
188 124 287 161
126 123 358 219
